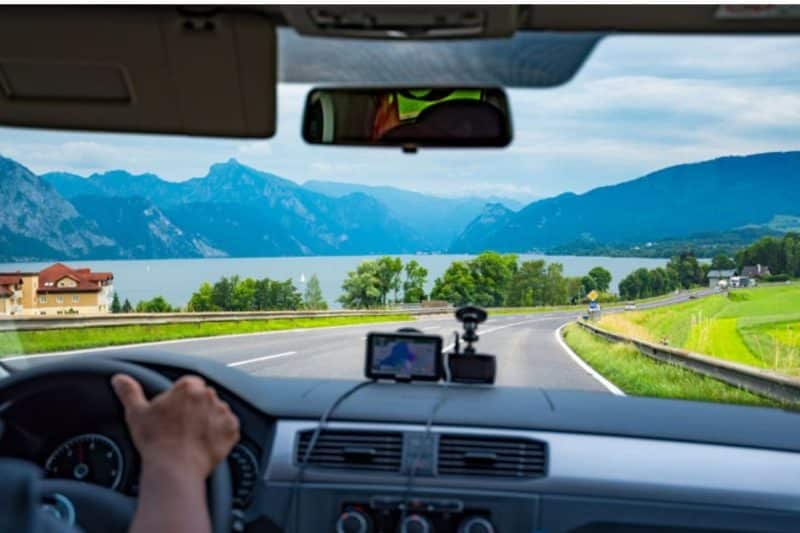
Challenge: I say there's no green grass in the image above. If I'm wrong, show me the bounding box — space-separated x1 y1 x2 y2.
598 284 800 374
562 324 785 408
0 314 412 358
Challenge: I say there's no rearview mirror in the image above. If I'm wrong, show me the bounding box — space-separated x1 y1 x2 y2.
302 87 512 150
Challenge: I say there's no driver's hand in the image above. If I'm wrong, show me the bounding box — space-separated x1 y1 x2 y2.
111 374 240 481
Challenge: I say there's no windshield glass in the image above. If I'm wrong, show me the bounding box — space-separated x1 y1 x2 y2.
1 34 799 409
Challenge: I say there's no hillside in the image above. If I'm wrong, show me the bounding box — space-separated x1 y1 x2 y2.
451 151 800 253
304 180 522 251
0 156 112 261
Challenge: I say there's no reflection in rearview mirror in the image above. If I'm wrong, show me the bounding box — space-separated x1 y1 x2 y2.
302 87 512 150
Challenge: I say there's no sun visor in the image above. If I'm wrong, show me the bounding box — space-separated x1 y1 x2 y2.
279 28 601 88
0 7 276 138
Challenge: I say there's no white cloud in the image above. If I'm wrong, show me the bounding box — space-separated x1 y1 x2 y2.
1 141 135 175
236 141 273 158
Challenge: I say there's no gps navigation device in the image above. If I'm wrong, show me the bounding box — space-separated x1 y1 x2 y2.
365 332 443 381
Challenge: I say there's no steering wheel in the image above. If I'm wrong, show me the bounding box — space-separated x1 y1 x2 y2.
0 358 232 533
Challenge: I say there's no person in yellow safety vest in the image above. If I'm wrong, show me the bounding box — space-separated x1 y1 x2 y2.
371 88 485 141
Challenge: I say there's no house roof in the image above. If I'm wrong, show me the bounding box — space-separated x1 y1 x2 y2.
741 265 771 277
0 275 22 286
708 269 736 278
37 263 109 293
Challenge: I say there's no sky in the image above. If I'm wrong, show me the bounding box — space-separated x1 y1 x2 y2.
1 34 799 204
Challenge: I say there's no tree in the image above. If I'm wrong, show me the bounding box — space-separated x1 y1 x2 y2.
587 267 612 292
339 261 383 308
430 261 475 306
580 275 597 295
619 266 680 300
375 256 403 304
303 274 328 310
187 282 217 311
710 254 736 270
402 260 428 303
122 298 133 313
135 296 174 313
541 262 568 305
468 251 517 306
211 276 236 311
268 279 303 310
667 252 704 289
111 293 121 313
230 277 257 311
506 260 546 306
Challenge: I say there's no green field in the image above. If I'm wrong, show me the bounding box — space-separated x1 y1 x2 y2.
598 284 800 375
0 314 412 358
561 324 784 408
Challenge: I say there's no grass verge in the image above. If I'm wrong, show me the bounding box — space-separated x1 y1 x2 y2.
598 284 800 374
561 323 785 409
0 314 412 358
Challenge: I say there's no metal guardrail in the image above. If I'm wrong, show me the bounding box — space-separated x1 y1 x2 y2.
0 307 453 332
577 320 800 404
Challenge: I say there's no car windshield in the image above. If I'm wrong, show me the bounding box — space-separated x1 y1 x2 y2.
1 32 799 410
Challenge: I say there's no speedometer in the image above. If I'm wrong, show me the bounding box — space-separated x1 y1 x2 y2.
45 433 124 490
229 444 259 507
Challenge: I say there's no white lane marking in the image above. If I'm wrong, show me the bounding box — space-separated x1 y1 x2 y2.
422 326 441 331
479 317 554 335
554 324 625 396
227 351 296 367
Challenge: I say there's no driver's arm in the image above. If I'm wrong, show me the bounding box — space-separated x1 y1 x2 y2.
111 374 240 533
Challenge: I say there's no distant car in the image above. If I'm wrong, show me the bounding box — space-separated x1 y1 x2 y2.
624 303 637 311
688 294 698 299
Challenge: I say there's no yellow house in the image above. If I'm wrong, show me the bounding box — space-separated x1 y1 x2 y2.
0 274 25 315
0 263 114 315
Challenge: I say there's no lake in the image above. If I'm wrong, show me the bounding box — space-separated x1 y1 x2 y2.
0 255 666 309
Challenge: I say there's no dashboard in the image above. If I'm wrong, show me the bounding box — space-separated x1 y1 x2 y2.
2 352 800 533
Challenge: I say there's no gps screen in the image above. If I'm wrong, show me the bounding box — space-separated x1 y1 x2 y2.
366 333 443 381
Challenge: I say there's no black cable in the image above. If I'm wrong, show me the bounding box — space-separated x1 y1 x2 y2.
282 379 375 532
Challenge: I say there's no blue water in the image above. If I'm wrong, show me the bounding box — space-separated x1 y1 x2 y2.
0 255 666 309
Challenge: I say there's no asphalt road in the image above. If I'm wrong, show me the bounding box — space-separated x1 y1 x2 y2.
2 290 710 393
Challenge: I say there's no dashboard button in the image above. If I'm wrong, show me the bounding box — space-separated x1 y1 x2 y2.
400 514 431 533
458 516 495 533
336 510 371 533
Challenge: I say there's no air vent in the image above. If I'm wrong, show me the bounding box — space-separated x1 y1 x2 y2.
296 429 403 472
437 434 547 478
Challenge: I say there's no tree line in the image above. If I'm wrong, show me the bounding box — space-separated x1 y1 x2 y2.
426 252 612 307
617 252 707 300
112 273 327 313
112 254 616 313
338 258 428 308
617 235 800 301
735 232 800 278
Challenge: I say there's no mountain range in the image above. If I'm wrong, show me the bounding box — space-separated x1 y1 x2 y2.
303 180 524 250
1 150 798 262
450 151 800 253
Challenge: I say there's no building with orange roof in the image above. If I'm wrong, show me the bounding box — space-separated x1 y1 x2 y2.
0 263 114 315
